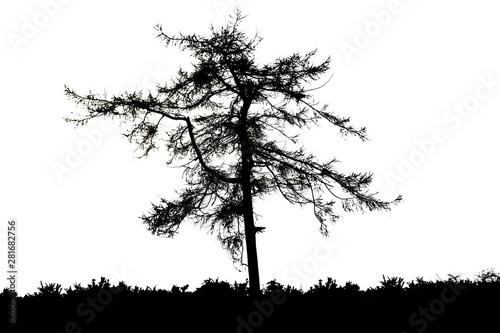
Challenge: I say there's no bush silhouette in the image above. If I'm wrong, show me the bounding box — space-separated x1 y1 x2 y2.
2 270 500 332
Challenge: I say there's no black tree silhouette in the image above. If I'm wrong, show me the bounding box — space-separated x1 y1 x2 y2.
63 10 401 297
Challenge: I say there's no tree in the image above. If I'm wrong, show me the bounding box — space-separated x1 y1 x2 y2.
64 10 402 297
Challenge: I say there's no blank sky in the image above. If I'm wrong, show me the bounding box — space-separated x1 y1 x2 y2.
1 0 499 296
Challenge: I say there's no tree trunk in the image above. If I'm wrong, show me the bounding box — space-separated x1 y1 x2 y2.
241 153 261 297
239 97 261 297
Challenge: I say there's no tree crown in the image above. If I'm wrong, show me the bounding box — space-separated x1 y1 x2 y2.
64 10 401 265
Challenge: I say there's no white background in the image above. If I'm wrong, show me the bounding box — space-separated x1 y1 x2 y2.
1 0 499 297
